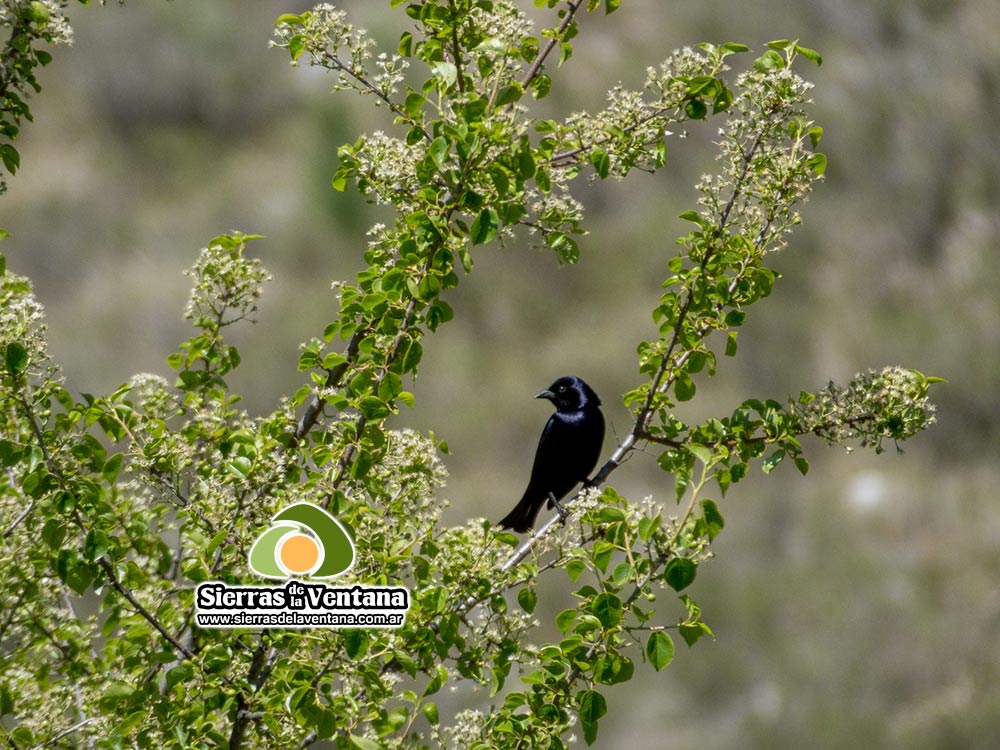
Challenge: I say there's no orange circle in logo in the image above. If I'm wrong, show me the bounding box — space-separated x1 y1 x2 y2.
279 533 320 574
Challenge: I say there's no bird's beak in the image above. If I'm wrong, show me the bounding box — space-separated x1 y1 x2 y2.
534 389 556 401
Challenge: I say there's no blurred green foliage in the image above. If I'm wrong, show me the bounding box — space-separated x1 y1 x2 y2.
2 1 997 748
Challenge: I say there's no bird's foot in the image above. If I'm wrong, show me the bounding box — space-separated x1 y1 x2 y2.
548 493 569 524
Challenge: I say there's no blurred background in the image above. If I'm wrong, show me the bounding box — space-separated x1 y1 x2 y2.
4 0 999 747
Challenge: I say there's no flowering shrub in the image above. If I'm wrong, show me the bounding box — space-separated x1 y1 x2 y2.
0 2 937 749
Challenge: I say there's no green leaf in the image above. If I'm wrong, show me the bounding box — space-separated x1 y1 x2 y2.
795 43 823 65
611 561 633 586
0 144 20 175
404 90 424 117
423 664 448 697
494 84 523 107
725 331 738 356
754 49 785 72
808 152 828 175
578 689 607 746
591 592 623 629
422 702 439 725
556 608 577 634
528 73 552 99
700 499 724 540
565 558 587 582
517 587 537 614
684 98 707 119
590 147 610 178
102 453 124 483
287 34 305 62
645 631 674 671
664 558 696 591
725 310 746 327
350 735 380 750
674 372 695 401
397 31 413 57
429 136 449 169
686 442 712 466
762 450 784 474
359 396 392 420
470 208 499 245
41 519 65 549
430 61 457 89
4 342 28 377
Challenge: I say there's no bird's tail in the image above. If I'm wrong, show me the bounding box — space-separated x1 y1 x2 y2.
497 494 542 534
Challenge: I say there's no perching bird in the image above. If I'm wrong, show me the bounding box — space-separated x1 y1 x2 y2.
498 376 605 533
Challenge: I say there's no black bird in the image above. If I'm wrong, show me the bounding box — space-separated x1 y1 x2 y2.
498 376 605 533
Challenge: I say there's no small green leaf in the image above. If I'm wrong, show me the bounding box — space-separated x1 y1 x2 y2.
664 557 697 591
397 31 413 57
762 450 784 474
725 331 738 356
4 342 28 377
578 689 607 746
590 147 610 178
350 735 380 750
795 44 823 65
565 558 587 582
700 499 724 540
429 136 449 169
808 152 828 175
645 631 674 671
754 49 785 72
725 310 746 327
430 61 457 89
674 372 696 402
102 453 124 483
591 592 623 629
528 73 551 99
287 34 305 62
494 84 523 107
359 396 392 420
470 208 499 245
556 608 577 634
0 144 20 175
517 587 537 614
404 90 424 117
684 98 707 119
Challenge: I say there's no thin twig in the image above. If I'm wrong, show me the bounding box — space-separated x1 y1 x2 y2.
519 0 584 89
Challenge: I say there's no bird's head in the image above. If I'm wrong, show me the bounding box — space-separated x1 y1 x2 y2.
535 375 601 412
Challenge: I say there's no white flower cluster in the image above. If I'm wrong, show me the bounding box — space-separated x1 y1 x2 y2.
702 65 820 252
0 0 75 45
794 367 937 452
441 708 487 749
353 130 424 208
183 242 272 329
373 51 409 100
467 0 534 80
0 269 48 366
552 46 722 180
125 372 176 421
274 3 376 87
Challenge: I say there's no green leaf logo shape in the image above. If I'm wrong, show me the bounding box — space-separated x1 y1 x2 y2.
248 502 355 580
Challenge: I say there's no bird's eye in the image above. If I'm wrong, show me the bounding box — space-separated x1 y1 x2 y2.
557 385 566 393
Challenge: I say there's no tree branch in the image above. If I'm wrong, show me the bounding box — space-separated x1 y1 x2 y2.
519 0 584 89
322 51 429 141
